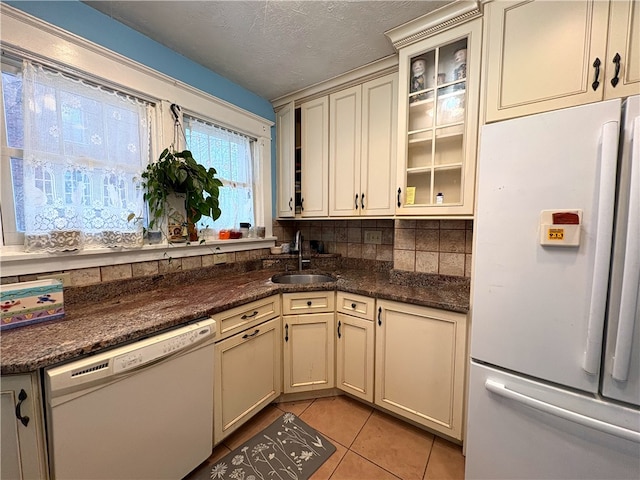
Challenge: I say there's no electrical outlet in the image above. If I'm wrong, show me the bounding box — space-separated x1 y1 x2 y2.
364 230 382 245
37 272 71 287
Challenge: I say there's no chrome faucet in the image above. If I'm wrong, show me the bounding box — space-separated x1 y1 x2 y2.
294 230 311 271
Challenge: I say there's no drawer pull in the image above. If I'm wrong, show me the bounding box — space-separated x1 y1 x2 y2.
241 310 259 320
337 320 342 339
242 329 260 339
15 389 30 427
351 303 357 309
307 301 312 307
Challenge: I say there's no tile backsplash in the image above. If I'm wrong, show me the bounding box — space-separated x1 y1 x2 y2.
1 219 472 288
274 218 473 277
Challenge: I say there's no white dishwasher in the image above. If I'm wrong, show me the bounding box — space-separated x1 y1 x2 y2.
44 318 216 480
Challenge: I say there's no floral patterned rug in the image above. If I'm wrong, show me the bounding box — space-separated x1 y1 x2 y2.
190 412 336 480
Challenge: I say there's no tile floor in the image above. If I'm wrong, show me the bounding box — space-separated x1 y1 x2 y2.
187 395 465 480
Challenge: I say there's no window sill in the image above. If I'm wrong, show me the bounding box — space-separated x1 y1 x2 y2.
0 238 276 278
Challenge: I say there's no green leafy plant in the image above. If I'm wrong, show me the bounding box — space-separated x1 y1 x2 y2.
141 148 223 230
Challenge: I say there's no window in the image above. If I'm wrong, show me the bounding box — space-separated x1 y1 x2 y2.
1 59 154 251
184 115 256 231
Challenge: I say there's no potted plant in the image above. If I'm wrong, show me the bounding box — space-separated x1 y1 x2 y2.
141 147 223 236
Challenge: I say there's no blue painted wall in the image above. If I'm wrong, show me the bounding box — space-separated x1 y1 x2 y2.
5 0 279 214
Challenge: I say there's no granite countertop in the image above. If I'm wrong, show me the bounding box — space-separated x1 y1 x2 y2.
0 267 469 375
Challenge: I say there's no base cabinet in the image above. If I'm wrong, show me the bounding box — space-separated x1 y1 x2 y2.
214 317 282 444
282 291 335 394
374 299 467 440
335 292 375 402
1 373 48 480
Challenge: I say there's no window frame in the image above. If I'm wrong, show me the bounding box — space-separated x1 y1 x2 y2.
0 5 274 277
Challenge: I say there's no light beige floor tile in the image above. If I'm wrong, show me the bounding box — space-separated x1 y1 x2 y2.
275 399 314 416
309 434 348 480
351 410 434 480
330 451 400 480
300 395 373 448
423 437 465 480
222 405 284 450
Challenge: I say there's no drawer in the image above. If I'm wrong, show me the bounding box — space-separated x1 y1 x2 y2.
336 292 375 321
212 295 281 341
282 291 335 315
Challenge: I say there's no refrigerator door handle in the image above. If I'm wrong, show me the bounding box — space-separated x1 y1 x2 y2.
485 379 640 443
583 121 619 375
612 116 640 382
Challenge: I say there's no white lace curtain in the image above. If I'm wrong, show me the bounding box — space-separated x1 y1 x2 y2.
22 61 152 252
184 116 256 230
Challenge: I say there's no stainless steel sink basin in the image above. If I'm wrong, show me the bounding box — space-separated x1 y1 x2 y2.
271 273 337 284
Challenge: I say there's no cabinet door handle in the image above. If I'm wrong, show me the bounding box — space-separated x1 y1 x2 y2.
242 329 260 339
592 57 601 91
361 193 365 210
285 324 289 342
611 53 621 87
397 188 402 208
301 197 304 211
378 307 382 326
355 193 359 210
15 389 30 427
337 320 342 339
307 300 312 307
289 197 293 211
241 310 259 320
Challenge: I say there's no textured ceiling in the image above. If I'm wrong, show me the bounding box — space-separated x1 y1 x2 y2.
83 1 452 101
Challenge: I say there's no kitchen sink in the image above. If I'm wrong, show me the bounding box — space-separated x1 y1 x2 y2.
270 273 337 284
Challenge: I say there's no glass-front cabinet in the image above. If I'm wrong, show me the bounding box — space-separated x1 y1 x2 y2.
395 18 482 216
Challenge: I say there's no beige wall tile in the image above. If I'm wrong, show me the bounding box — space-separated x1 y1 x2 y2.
335 226 348 242
235 250 253 262
132 261 159 277
362 243 377 260
394 249 415 271
465 229 473 254
417 219 440 230
395 219 416 229
376 244 393 262
334 242 348 257
201 254 216 267
394 227 416 250
101 264 132 282
69 267 102 286
347 243 362 259
181 256 202 270
465 254 473 278
347 227 362 243
159 258 182 274
416 251 439 274
439 253 465 276
381 227 394 245
416 229 439 251
439 229 466 253
440 219 466 230
1 276 20 285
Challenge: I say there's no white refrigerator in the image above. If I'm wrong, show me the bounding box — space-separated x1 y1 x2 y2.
465 97 640 479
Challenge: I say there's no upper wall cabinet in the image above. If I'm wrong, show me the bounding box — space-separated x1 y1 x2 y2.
391 14 482 216
483 0 640 123
329 74 398 216
300 97 329 217
276 101 296 218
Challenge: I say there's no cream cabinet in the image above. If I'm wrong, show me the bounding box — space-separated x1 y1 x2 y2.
282 292 335 393
300 97 329 217
276 101 296 218
329 73 398 216
212 295 282 444
395 19 482 215
1 373 49 480
375 299 467 440
484 0 640 123
335 292 375 403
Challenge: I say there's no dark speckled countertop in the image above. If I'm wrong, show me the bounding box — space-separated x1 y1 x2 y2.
1 267 469 374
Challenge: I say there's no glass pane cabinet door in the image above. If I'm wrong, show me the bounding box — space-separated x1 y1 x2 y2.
407 38 466 206
397 18 480 216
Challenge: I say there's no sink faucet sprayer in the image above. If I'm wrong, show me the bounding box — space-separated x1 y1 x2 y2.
294 230 311 271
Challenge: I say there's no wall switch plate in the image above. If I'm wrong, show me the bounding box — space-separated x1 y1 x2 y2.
37 272 72 287
364 230 382 245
